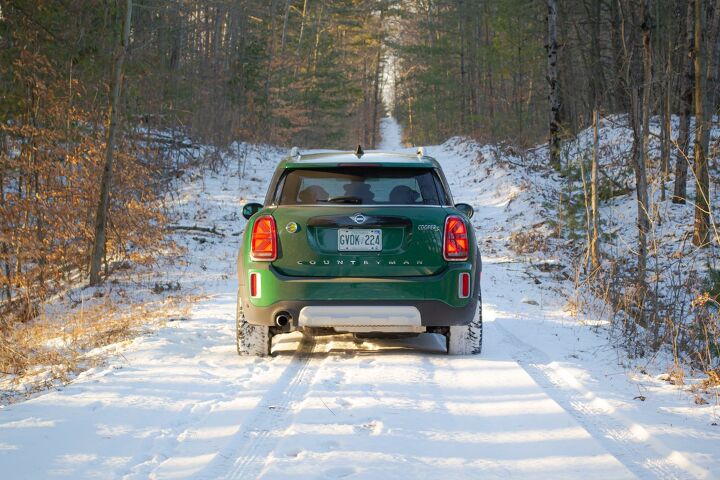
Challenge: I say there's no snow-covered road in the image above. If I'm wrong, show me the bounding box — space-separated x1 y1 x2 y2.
1 118 718 479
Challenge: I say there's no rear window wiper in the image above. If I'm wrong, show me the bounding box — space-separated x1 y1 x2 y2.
327 196 362 204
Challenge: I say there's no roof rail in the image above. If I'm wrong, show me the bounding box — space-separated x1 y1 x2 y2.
289 146 301 160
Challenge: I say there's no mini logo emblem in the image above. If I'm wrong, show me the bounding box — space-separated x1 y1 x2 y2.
350 213 367 224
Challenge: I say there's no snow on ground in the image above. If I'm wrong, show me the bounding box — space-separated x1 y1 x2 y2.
377 117 404 150
0 118 718 479
559 114 720 313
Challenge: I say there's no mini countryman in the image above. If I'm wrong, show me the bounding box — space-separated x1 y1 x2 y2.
236 146 482 356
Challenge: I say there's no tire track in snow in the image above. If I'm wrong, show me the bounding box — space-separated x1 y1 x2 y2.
492 320 710 480
194 337 327 480
121 399 217 479
418 354 517 478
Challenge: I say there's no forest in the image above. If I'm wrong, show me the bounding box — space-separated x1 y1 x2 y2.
0 1 719 375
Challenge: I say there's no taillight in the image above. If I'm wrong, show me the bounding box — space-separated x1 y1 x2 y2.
458 272 470 298
251 215 277 261
249 272 260 297
444 215 469 260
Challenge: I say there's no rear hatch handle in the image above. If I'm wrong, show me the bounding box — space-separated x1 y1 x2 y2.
307 215 412 228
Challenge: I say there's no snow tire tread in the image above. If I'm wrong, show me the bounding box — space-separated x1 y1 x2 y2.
236 297 271 356
447 298 483 355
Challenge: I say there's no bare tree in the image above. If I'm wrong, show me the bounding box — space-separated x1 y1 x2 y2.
693 0 710 246
660 37 672 202
590 109 600 269
89 0 133 285
626 0 652 303
370 8 385 149
673 0 695 204
546 0 561 169
637 0 652 304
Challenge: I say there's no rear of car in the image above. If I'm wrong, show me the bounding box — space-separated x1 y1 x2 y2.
236 150 482 356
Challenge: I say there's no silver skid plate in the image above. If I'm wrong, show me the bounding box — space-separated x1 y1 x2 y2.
298 306 425 333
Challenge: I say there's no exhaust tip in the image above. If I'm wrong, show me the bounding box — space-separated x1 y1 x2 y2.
275 312 290 327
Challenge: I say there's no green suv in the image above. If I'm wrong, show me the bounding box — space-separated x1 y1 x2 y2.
236 148 482 356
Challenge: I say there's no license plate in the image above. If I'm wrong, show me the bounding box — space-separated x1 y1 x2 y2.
338 229 382 251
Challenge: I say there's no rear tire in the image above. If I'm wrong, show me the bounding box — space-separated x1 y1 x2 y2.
236 297 272 356
447 298 483 355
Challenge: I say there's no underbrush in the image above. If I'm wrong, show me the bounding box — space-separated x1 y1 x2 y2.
0 129 265 405
0 126 228 402
588 212 719 388
578 255 719 377
509 229 549 254
548 116 720 390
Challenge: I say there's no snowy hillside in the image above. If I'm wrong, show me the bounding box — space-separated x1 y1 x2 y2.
0 118 718 479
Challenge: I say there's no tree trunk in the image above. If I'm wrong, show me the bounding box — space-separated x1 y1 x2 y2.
0 172 10 301
370 45 383 148
590 109 600 269
673 0 695 204
693 0 710 246
281 0 291 53
589 0 604 111
546 0 561 169
705 1 720 121
370 9 384 149
89 0 133 285
660 38 672 202
627 0 651 308
264 0 277 115
297 0 309 49
641 0 653 222
458 0 467 133
610 0 628 112
362 59 369 146
631 88 648 304
484 8 495 121
640 0 654 325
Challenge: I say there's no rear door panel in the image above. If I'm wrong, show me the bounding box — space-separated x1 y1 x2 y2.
271 206 448 277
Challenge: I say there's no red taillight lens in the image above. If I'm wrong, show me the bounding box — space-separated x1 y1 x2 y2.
250 272 260 297
444 216 469 260
459 272 470 298
251 215 277 261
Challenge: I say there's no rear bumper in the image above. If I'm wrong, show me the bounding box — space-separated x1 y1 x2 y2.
242 297 479 328
239 256 481 328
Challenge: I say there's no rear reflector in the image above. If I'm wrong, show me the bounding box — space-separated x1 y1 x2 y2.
250 272 260 297
459 272 470 298
444 215 469 261
251 215 277 261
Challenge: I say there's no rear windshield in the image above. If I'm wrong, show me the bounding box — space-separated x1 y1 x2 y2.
275 167 449 206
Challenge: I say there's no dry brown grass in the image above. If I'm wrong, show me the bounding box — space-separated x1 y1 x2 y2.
699 369 720 389
509 230 548 254
0 293 196 404
658 366 686 386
